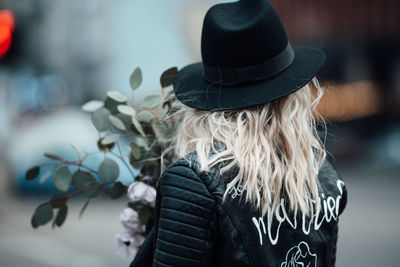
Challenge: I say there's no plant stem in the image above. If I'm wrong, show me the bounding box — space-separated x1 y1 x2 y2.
115 141 136 180
63 160 98 174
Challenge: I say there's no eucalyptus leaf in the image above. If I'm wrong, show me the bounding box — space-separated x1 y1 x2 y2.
72 170 96 190
25 166 40 181
129 157 143 169
79 199 90 218
160 67 178 88
55 205 68 227
110 182 126 199
50 195 69 208
34 203 53 226
31 213 38 229
117 105 136 116
81 100 104 112
39 169 52 184
98 158 119 183
104 97 125 114
130 142 145 160
84 184 103 199
91 108 112 132
109 115 127 130
137 111 153 123
107 91 128 102
101 133 120 145
131 116 146 137
54 166 72 192
132 137 149 150
142 94 161 110
130 67 142 90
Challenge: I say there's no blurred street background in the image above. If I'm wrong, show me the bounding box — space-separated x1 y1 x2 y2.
0 0 399 266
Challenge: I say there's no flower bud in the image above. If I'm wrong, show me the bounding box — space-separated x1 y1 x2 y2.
119 207 142 233
127 181 156 204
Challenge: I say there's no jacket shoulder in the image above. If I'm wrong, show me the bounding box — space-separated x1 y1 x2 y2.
155 153 218 266
159 152 215 198
160 151 224 199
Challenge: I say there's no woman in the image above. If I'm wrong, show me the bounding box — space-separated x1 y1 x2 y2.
131 0 347 266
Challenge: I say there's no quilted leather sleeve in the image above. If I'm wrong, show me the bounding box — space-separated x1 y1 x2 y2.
153 160 218 267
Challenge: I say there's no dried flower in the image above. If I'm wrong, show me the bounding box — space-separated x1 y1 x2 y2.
120 207 142 233
114 231 145 259
128 181 156 205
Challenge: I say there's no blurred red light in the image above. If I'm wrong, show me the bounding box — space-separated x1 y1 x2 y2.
0 10 14 58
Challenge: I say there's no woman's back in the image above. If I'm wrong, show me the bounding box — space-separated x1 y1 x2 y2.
131 150 346 266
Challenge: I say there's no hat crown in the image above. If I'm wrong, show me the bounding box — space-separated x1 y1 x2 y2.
201 0 288 69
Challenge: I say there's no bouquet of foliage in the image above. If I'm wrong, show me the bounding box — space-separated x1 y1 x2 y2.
25 66 181 258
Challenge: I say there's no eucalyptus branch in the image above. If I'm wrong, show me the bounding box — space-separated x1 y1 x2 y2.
27 65 179 237
40 160 98 175
115 141 136 180
62 160 98 174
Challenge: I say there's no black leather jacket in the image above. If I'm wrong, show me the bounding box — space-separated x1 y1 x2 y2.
130 151 347 267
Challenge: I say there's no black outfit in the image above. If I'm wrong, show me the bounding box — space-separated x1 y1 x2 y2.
130 151 347 267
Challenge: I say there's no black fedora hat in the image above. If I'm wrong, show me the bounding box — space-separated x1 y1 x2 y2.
173 0 326 111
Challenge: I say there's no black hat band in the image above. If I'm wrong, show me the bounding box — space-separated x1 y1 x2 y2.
202 42 295 86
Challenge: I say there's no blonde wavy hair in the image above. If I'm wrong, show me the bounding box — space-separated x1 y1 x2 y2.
164 77 326 217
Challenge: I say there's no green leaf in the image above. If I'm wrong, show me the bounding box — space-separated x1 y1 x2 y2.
137 111 153 123
130 144 142 160
91 108 112 132
101 133 120 145
107 91 128 102
109 115 127 130
49 195 69 208
39 169 52 184
131 116 146 137
104 97 125 114
31 213 38 229
44 153 63 161
117 105 136 116
98 158 119 183
79 199 90 218
54 166 72 192
110 182 126 199
131 137 149 150
142 94 161 110
160 67 178 88
81 100 104 112
34 203 53 226
55 205 68 227
129 157 143 169
130 67 142 90
25 166 40 181
84 184 103 199
71 170 96 190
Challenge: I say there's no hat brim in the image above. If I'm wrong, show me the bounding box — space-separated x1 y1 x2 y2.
173 46 326 111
